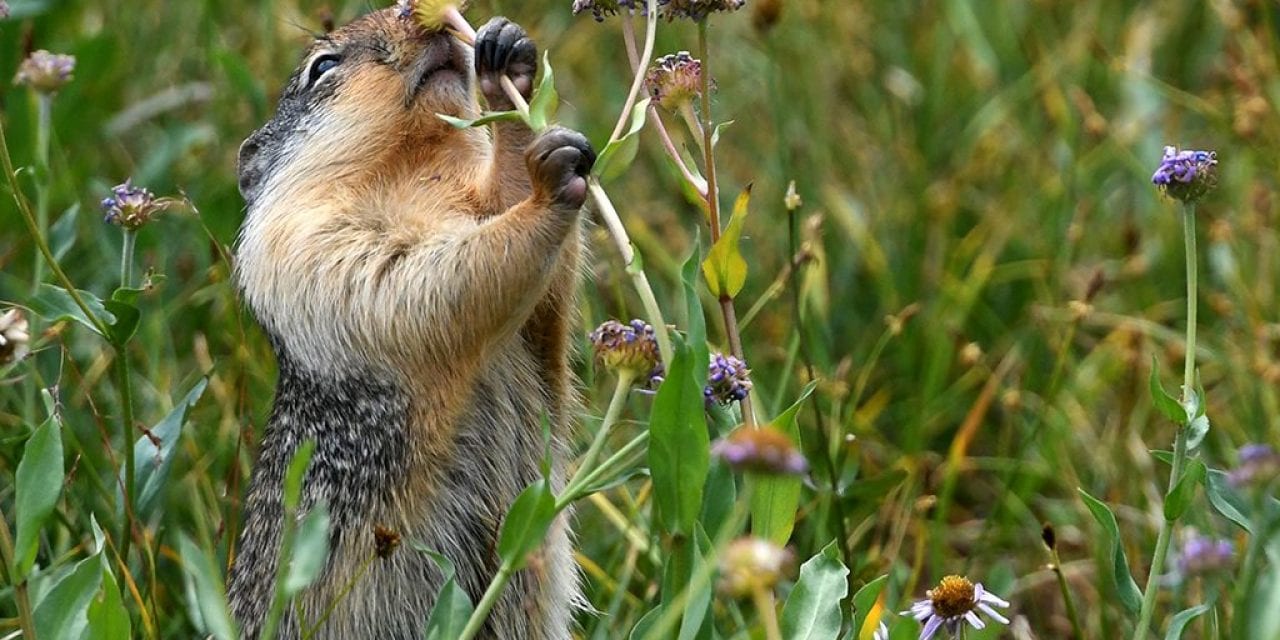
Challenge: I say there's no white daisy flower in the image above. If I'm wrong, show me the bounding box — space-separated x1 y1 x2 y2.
0 309 30 366
902 575 1009 640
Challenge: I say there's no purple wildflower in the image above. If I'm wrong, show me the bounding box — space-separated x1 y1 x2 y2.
646 52 703 111
711 426 808 475
572 0 670 21
706 352 751 405
14 50 76 94
665 0 746 20
1176 534 1234 576
589 319 661 377
101 179 172 230
1151 145 1218 203
1228 443 1280 489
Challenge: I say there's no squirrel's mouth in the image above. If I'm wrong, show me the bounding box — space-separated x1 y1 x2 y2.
407 36 469 97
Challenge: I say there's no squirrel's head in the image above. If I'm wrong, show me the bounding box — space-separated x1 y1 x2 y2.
237 8 475 207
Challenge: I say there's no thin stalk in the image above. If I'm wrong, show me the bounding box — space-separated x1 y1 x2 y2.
569 431 650 504
1229 494 1266 638
695 20 754 427
33 94 52 289
750 586 783 640
608 0 657 143
1049 545 1086 640
0 515 37 640
458 561 515 640
563 372 635 501
588 180 673 363
115 353 138 569
1132 203 1199 640
121 229 137 289
304 554 376 639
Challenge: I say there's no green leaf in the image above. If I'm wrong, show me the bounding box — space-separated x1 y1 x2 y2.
673 527 714 640
629 606 663 640
699 459 736 537
710 120 733 149
527 51 559 133
1186 414 1210 450
751 382 817 545
850 575 889 640
284 502 330 594
33 546 102 640
1164 602 1213 640
101 299 140 346
129 378 208 518
496 478 557 570
27 283 112 337
436 110 524 129
87 555 131 640
418 546 474 640
51 203 80 262
283 440 316 511
701 186 752 299
1149 358 1185 425
780 541 849 640
1078 488 1142 612
1204 468 1253 534
649 337 709 536
1163 459 1206 521
177 534 239 640
594 98 650 184
14 408 64 578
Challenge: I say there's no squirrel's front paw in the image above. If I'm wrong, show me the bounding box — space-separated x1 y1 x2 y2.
528 127 595 210
475 16 536 111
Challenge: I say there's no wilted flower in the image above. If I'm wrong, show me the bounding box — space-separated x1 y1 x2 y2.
1227 443 1280 489
1152 146 1218 203
14 50 76 94
101 179 173 230
711 426 808 475
646 52 703 111
717 537 793 597
706 352 751 405
0 309 31 366
665 0 746 21
373 524 402 559
590 319 661 377
572 0 670 21
1176 534 1234 577
903 575 1009 640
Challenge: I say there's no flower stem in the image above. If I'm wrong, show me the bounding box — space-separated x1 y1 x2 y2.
562 371 635 503
33 94 53 290
751 586 783 640
457 562 515 640
608 0 657 143
116 349 138 569
587 179 673 364
0 514 38 640
1229 494 1266 638
1132 202 1199 640
121 229 137 289
1049 544 1086 640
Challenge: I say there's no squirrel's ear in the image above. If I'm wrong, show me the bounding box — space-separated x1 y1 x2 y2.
238 132 268 205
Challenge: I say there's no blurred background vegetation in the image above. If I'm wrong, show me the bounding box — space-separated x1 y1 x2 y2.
2 0 1278 637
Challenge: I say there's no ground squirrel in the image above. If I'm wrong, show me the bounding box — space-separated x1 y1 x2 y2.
228 8 593 639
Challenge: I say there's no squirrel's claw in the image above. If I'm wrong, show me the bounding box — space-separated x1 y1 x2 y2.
475 16 537 109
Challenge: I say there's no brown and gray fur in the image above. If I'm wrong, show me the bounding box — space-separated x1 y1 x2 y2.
228 8 593 639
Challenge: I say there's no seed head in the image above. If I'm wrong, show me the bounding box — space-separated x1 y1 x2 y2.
1152 146 1218 203
14 50 76 94
711 426 808 476
395 0 473 40
572 0 670 22
665 0 746 21
1176 534 1234 576
590 319 661 377
0 309 31 366
706 352 752 405
903 575 1010 640
373 525 402 559
717 537 793 598
646 52 703 111
101 179 172 230
1227 443 1280 489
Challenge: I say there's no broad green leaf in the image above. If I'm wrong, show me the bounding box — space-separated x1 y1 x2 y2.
1078 488 1142 612
33 546 101 640
751 382 817 545
701 186 752 299
682 234 709 357
283 440 316 511
674 527 713 640
177 534 238 640
527 52 559 133
630 606 663 640
1164 459 1206 521
102 300 140 346
699 460 736 537
284 502 330 594
496 478 557 570
51 203 80 262
129 378 208 517
1149 359 1185 425
851 575 888 640
1164 602 1212 640
27 283 112 337
780 541 849 640
436 110 524 129
14 408 64 578
418 546 474 640
86 556 131 640
594 98 650 184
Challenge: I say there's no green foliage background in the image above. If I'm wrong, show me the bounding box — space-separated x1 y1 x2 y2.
2 0 1278 637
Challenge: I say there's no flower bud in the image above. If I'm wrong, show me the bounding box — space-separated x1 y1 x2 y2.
14 50 76 95
711 426 808 476
717 537 793 598
101 179 172 230
589 319 660 378
646 52 703 111
705 352 751 405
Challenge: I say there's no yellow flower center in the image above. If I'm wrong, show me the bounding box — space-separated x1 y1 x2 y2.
928 575 976 619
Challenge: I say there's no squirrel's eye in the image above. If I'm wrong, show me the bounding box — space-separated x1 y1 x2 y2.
308 54 341 86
